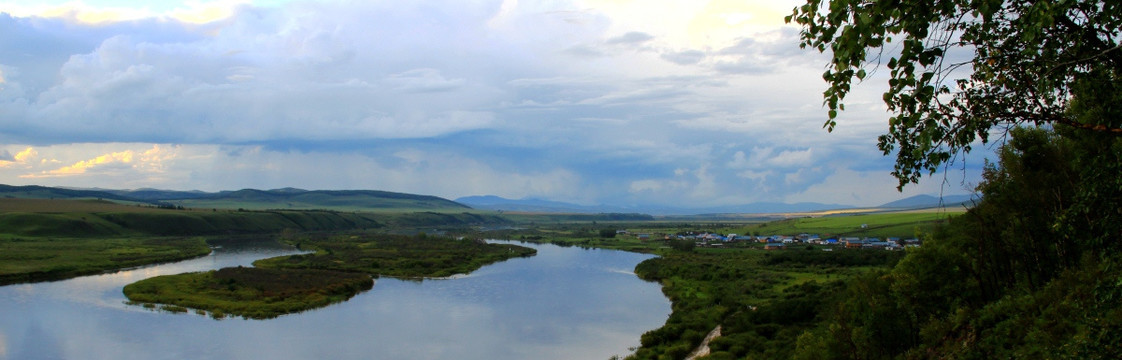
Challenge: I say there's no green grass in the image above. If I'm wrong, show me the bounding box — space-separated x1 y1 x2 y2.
124 234 537 319
123 267 373 319
0 207 384 238
255 233 537 278
739 210 965 238
0 236 211 285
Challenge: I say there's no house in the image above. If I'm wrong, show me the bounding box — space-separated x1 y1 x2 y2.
636 233 651 241
764 243 785 250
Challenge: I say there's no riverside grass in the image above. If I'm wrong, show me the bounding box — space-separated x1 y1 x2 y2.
124 267 374 320
124 234 536 319
738 210 964 239
0 236 211 285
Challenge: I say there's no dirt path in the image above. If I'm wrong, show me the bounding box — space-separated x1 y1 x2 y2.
684 325 722 360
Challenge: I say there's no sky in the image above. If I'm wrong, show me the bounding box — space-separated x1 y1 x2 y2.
0 0 986 208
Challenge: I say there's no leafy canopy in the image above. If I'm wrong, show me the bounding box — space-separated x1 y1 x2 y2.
786 0 1122 188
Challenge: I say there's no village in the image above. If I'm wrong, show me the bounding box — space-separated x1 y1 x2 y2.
620 230 922 251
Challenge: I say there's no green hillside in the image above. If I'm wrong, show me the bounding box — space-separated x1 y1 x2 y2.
0 184 151 204
167 189 470 212
0 185 471 212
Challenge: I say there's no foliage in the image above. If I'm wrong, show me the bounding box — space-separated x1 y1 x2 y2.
254 233 536 278
762 248 904 267
627 248 892 359
787 0 1122 187
790 127 1122 359
0 236 211 285
123 266 373 319
669 238 696 252
124 234 536 319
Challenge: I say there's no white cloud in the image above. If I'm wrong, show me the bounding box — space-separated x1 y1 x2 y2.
0 0 982 209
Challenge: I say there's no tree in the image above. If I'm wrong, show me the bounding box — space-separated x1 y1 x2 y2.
786 0 1122 188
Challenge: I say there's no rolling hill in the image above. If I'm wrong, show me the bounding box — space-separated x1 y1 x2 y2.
1 185 470 212
170 188 470 211
456 195 852 215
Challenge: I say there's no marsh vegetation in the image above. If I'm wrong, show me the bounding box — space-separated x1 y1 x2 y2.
123 233 536 318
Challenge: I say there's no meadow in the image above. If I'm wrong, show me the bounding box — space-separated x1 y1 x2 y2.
0 236 211 285
124 267 374 319
735 209 965 239
124 234 536 319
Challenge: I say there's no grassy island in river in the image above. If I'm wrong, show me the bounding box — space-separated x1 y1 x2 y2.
254 233 537 278
124 234 536 319
124 267 373 319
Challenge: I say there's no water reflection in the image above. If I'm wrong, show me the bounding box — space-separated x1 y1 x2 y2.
0 240 670 360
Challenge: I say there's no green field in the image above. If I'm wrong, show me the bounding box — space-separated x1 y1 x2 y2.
0 236 211 285
737 209 964 238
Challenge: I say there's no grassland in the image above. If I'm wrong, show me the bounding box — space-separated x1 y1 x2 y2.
123 267 374 319
124 234 536 319
0 236 211 285
0 198 386 237
0 198 516 286
254 233 537 278
736 209 965 238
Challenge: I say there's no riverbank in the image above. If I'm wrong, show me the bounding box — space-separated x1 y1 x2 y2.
124 266 374 319
0 236 212 286
123 233 537 319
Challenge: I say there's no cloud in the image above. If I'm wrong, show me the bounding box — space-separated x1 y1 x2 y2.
0 147 36 168
385 68 466 93
24 145 172 178
660 49 707 65
605 31 654 45
0 0 984 208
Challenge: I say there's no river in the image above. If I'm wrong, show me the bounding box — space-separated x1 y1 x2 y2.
0 240 670 360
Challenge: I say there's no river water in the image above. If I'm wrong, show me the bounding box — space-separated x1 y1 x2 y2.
0 240 670 360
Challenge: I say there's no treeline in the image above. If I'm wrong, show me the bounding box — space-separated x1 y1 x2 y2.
626 128 1122 359
629 248 901 359
789 127 1122 358
761 249 904 267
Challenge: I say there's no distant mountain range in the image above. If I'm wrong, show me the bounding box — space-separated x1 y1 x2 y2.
0 184 977 215
457 193 979 215
456 195 854 215
0 185 467 212
878 194 978 208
